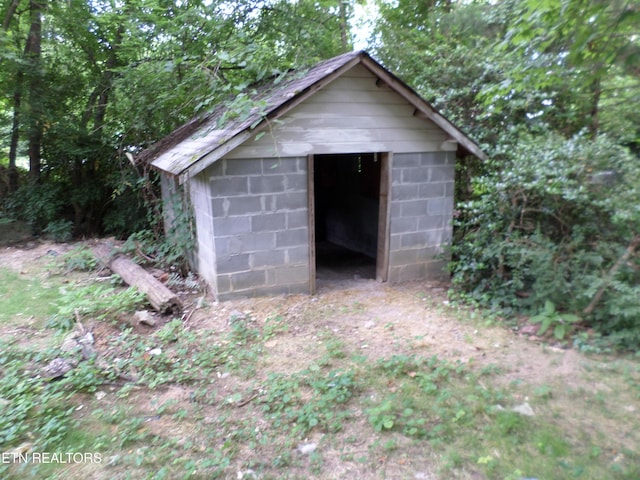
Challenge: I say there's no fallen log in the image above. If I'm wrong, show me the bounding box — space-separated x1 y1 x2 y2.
93 244 182 314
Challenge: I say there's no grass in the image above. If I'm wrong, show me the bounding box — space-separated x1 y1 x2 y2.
0 246 639 479
0 268 60 326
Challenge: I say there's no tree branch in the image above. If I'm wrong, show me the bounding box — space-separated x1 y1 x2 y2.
583 234 640 315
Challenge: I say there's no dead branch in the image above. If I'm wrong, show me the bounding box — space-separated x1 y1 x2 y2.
583 234 640 315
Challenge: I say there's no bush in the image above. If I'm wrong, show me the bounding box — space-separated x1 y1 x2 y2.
450 133 640 348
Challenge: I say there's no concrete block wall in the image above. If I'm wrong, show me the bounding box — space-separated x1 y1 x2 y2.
388 151 455 283
203 156 310 299
188 174 217 292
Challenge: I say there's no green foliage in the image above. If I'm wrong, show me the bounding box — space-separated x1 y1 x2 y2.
57 246 99 273
260 368 357 435
5 180 67 233
450 133 640 348
529 301 581 340
47 283 146 331
43 219 74 243
0 342 78 455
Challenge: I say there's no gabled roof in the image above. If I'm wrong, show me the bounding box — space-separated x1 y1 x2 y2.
143 50 487 182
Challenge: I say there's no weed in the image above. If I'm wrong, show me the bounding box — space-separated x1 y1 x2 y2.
47 283 146 331
56 246 99 273
529 300 581 340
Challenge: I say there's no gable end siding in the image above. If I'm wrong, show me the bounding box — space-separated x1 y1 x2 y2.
224 64 452 160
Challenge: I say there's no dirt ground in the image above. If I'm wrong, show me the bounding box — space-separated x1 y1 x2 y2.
2 240 639 479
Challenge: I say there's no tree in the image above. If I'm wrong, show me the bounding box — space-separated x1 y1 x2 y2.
486 0 640 141
1 0 359 236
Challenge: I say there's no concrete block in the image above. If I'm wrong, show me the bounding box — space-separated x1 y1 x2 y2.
205 160 224 177
401 200 428 217
217 253 250 274
225 158 263 176
398 263 427 282
423 229 448 246
276 228 308 248
287 245 309 264
239 232 277 252
262 195 278 212
401 167 430 183
389 248 418 266
430 165 455 182
275 265 309 284
249 175 286 194
262 158 301 174
287 210 308 229
251 213 287 232
390 233 401 250
213 216 251 236
418 214 446 231
418 183 445 198
401 232 428 249
391 184 419 201
285 173 307 191
214 236 242 257
416 246 442 261
227 196 262 215
211 198 228 218
252 250 286 268
394 153 421 167
275 192 308 211
390 216 418 235
210 176 248 197
445 182 455 197
428 197 454 215
445 151 456 165
231 270 266 291
390 202 402 218
420 152 445 166
391 167 402 184
215 274 232 295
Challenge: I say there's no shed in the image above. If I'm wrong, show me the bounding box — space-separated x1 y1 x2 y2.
144 50 486 300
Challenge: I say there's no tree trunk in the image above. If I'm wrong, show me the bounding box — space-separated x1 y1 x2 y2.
1 0 20 31
4 0 23 192
8 73 22 192
588 75 601 139
339 1 349 52
93 244 183 314
26 0 44 181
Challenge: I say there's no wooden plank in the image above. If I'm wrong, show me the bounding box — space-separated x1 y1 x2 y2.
307 155 316 295
305 88 411 106
360 56 488 160
341 63 377 78
280 115 443 131
287 101 417 118
376 152 391 282
226 139 445 159
312 75 383 92
250 127 447 144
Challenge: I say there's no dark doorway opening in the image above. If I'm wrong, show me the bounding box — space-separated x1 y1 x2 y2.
313 153 381 283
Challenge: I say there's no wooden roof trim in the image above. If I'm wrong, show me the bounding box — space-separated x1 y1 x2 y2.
359 55 487 161
179 55 365 181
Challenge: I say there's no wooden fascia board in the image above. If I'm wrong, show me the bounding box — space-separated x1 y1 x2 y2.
359 56 488 161
178 55 365 183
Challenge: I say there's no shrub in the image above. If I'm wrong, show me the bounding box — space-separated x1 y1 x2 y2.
450 133 640 348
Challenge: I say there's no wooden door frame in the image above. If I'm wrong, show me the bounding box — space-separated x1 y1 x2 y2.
376 152 391 282
307 152 391 294
307 154 317 294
